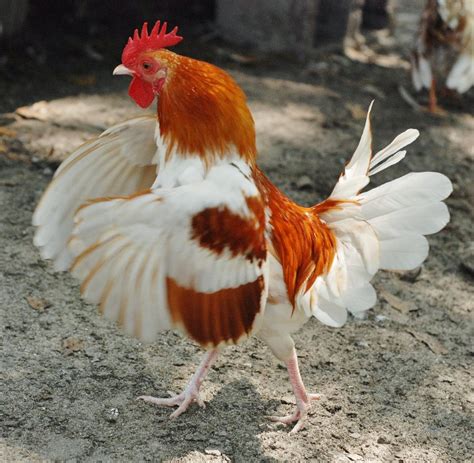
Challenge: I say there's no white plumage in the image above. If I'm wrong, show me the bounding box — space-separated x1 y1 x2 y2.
68 161 268 343
33 116 159 270
307 103 452 327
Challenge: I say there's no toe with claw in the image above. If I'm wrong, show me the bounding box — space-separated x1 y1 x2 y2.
270 393 320 433
138 386 205 418
137 349 218 419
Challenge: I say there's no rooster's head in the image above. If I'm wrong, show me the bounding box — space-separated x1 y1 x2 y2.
114 21 183 108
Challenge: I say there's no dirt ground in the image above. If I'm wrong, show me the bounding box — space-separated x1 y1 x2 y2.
1 2 473 462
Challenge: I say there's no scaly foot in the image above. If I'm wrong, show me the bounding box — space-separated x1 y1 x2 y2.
138 385 205 418
138 349 218 419
269 393 320 433
423 104 447 116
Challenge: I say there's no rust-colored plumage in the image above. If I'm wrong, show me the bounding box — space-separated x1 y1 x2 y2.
312 198 348 215
156 50 257 163
254 168 337 306
191 196 266 262
166 275 265 346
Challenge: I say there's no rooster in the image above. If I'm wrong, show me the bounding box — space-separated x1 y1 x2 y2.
33 21 452 433
411 0 474 113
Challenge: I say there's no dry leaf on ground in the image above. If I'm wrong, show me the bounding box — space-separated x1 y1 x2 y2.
26 296 51 312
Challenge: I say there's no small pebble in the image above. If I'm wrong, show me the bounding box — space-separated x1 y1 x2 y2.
399 266 423 282
377 436 391 444
296 175 314 190
356 340 369 348
280 396 294 405
347 454 363 461
105 407 119 423
438 375 454 383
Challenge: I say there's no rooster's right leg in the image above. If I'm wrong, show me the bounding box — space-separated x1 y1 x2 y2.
138 349 218 418
427 78 446 115
261 329 320 433
268 346 320 433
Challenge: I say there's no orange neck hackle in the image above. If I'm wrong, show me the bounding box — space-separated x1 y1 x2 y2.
155 50 257 165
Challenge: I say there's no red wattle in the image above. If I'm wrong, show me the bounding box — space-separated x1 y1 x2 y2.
128 76 155 108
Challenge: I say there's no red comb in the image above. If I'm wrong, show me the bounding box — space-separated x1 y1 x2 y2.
122 21 183 66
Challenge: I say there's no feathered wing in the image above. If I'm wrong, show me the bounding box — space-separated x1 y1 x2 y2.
68 163 269 346
33 115 160 271
309 103 452 327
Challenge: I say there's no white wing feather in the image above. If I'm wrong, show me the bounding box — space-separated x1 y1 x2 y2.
33 116 159 270
68 162 268 344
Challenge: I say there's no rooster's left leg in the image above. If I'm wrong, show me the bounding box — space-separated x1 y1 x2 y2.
269 347 320 433
138 349 218 418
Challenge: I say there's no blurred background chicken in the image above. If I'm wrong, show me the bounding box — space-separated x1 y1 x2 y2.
411 0 474 112
33 21 452 433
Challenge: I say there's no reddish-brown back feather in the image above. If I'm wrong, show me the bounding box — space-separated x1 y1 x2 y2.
254 168 337 306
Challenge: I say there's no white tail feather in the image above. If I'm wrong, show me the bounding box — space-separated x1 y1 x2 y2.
370 130 419 167
379 235 429 270
369 151 406 176
345 101 374 175
310 104 452 325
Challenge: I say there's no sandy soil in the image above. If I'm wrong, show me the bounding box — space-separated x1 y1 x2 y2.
1 2 473 462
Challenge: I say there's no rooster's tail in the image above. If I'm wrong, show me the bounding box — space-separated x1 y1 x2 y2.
309 102 452 327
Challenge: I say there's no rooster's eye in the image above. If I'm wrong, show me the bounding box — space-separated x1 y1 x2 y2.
142 62 152 71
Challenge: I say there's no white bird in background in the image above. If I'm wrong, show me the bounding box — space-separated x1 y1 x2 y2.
412 0 474 112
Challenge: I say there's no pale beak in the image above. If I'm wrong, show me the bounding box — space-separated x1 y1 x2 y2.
156 69 167 79
113 64 133 76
